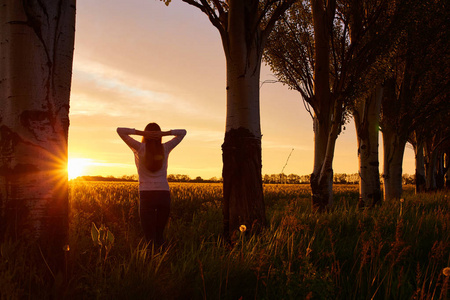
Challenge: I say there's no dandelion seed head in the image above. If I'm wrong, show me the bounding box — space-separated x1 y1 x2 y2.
239 225 247 232
443 267 450 277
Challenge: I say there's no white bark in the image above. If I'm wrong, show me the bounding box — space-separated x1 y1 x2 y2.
221 0 266 234
308 0 339 211
225 0 262 136
225 57 261 136
354 86 382 206
0 0 75 245
183 0 294 233
311 112 338 210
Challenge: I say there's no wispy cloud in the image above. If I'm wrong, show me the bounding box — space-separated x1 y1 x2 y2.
71 60 171 117
71 58 223 124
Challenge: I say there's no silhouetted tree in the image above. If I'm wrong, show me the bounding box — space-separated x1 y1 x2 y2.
380 0 450 200
346 0 407 207
264 0 406 210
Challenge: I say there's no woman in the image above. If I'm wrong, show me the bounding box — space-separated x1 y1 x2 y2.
117 123 186 246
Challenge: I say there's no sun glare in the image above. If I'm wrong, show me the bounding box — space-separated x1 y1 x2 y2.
68 158 91 180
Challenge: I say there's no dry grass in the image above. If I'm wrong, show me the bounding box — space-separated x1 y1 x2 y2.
1 182 448 299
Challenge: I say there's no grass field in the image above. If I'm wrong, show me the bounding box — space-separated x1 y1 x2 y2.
1 182 449 299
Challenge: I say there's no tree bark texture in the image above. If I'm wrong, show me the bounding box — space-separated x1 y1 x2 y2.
310 115 337 211
309 0 339 211
436 153 445 189
414 140 426 193
0 0 75 257
221 0 266 235
222 128 265 236
424 136 439 191
382 128 407 201
354 87 382 207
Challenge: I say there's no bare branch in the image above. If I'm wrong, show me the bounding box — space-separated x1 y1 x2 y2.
181 0 229 53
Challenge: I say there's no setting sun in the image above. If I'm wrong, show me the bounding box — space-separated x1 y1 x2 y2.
68 158 91 180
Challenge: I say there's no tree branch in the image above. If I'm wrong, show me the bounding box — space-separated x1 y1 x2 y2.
181 0 229 53
261 0 295 43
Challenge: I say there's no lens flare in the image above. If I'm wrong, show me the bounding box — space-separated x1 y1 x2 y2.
68 158 91 180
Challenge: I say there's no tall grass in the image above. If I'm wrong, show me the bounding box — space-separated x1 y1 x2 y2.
1 182 449 299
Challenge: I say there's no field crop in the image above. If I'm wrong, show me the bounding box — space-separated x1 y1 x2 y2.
1 182 449 299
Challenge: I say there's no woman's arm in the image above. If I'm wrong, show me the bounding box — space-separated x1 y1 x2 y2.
117 127 141 150
164 129 187 151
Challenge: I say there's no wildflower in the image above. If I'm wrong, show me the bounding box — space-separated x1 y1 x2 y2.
239 225 247 232
443 267 450 277
400 198 404 203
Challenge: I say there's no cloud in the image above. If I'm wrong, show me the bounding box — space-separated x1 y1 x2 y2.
71 60 171 117
71 58 224 125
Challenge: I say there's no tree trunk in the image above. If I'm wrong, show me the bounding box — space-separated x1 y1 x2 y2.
424 138 438 191
310 114 338 211
445 150 450 188
382 128 407 201
0 0 75 261
436 153 445 189
414 140 426 193
222 0 266 236
309 0 338 211
354 87 382 207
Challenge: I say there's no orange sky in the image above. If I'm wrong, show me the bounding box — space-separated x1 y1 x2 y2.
68 0 415 180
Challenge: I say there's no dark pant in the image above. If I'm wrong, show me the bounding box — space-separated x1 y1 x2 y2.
139 190 171 246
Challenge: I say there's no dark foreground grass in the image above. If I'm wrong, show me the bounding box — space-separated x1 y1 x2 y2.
1 183 449 299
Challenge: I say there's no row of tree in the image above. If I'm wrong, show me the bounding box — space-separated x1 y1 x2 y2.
75 172 422 185
175 0 449 234
264 0 450 208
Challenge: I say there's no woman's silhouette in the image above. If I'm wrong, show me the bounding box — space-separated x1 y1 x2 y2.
117 123 186 246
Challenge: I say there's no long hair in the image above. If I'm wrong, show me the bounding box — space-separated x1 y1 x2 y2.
142 123 164 172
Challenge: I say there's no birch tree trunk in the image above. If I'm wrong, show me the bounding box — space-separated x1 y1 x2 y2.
0 0 75 258
382 128 407 201
424 137 438 191
414 139 426 193
181 0 294 235
222 0 266 235
310 114 338 211
354 87 382 207
309 0 339 211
